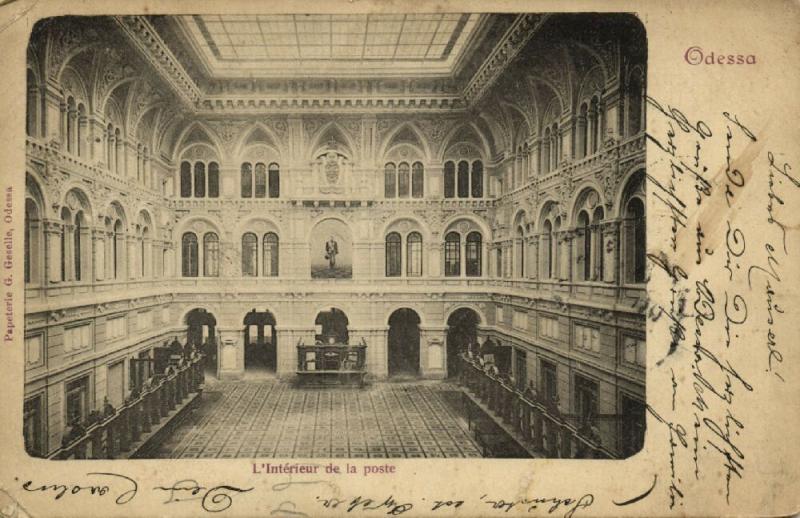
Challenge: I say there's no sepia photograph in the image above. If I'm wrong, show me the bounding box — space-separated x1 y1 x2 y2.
3 0 800 516
20 12 648 462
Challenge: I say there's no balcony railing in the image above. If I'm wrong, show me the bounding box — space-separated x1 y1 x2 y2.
47 353 205 460
458 355 618 459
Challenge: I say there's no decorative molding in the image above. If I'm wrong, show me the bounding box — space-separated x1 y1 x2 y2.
114 16 202 106
462 14 550 106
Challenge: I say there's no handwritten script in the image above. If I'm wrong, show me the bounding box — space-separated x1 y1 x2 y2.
644 95 797 510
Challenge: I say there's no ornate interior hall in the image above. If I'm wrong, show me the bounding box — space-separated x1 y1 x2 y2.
22 12 647 460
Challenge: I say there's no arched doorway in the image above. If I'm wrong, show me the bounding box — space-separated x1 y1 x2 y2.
315 308 349 344
243 309 277 373
388 309 421 377
446 308 480 378
185 308 217 372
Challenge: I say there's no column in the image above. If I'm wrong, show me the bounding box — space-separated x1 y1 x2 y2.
42 82 64 146
77 112 88 159
275 326 315 379
125 141 137 179
127 236 137 279
44 220 62 283
349 326 388 379
576 114 587 159
561 231 573 281
89 117 106 165
602 220 619 283
428 237 441 277
93 227 105 281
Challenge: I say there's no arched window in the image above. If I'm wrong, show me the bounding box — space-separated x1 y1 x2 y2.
398 162 410 198
625 198 646 283
113 220 123 279
542 128 551 174
593 206 605 280
24 198 41 284
412 162 424 198
140 226 149 278
203 232 219 277
66 96 76 154
578 211 591 281
407 232 422 277
457 160 469 198
385 232 402 277
589 97 600 154
114 128 122 175
73 211 83 281
142 147 150 188
26 70 38 137
551 123 560 170
466 231 482 277
384 163 397 198
208 162 220 198
444 232 460 277
254 163 267 198
553 216 562 279
241 162 253 198
516 226 525 278
60 208 70 281
471 160 484 198
180 161 192 198
628 73 644 136
106 124 115 172
268 163 280 198
182 232 198 277
543 220 553 279
263 232 279 277
242 233 258 277
579 103 589 159
194 162 206 198
76 103 85 157
136 144 143 182
444 161 455 198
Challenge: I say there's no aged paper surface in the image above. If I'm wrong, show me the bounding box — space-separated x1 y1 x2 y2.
0 0 798 517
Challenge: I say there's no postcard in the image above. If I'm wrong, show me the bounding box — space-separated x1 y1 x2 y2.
0 0 798 516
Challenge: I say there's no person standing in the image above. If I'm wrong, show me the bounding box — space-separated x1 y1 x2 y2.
325 236 338 269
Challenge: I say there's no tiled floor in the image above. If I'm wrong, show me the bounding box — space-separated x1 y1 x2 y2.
155 380 483 459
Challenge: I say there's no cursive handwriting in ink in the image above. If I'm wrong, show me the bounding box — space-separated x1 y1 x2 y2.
20 472 138 505
612 474 657 506
479 493 594 518
154 479 253 513
317 495 413 515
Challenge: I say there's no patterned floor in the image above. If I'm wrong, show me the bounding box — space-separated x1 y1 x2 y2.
154 380 483 459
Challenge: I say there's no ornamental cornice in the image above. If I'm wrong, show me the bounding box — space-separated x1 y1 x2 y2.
113 16 202 107
462 14 551 106
196 95 464 114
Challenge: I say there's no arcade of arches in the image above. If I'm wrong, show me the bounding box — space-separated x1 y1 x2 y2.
23 13 646 459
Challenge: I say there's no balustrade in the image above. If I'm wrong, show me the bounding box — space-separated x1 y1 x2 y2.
48 353 204 460
458 354 616 459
